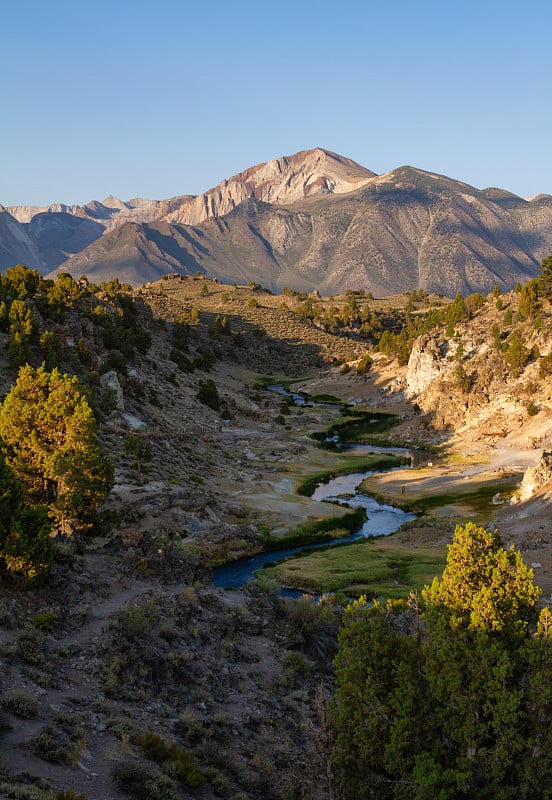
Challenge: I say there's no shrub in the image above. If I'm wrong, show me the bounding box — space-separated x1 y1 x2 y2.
136 731 205 788
283 652 311 675
32 610 58 632
196 379 220 411
30 727 72 764
116 601 158 638
15 626 47 666
527 401 539 416
504 330 530 377
112 760 179 800
124 435 152 472
1 688 38 719
539 353 552 378
356 353 372 375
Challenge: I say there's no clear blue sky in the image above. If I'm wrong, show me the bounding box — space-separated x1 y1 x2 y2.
2 0 551 206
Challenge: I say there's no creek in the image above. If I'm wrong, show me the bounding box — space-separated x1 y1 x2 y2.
213 387 419 594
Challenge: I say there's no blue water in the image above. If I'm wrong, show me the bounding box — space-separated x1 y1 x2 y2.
213 467 416 591
213 384 418 592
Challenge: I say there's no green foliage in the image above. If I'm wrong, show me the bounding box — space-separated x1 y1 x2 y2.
311 408 400 445
135 730 205 788
454 361 470 393
518 279 541 320
332 524 548 800
503 330 530 377
0 365 113 528
466 292 486 314
538 254 552 299
0 449 53 579
539 352 552 378
296 454 406 497
116 601 159 638
260 507 367 550
1 265 43 299
30 726 73 764
209 314 231 336
171 319 189 349
169 347 194 372
283 651 311 675
39 330 64 370
7 299 35 369
445 293 470 335
491 321 503 349
356 352 372 375
32 610 58 631
1 687 39 719
196 378 220 410
124 435 152 472
423 523 539 636
45 272 81 318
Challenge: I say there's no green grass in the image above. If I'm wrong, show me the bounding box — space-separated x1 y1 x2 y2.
253 374 313 390
408 482 518 513
362 480 519 516
259 507 367 550
299 392 342 404
260 538 447 598
296 453 408 497
311 407 400 444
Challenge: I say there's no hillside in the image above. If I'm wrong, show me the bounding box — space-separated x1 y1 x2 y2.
0 270 551 799
3 148 552 296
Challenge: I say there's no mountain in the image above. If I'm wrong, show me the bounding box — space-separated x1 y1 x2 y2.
4 149 552 295
0 205 44 272
156 147 377 226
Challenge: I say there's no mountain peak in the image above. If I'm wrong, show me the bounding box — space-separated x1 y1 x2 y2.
162 147 376 226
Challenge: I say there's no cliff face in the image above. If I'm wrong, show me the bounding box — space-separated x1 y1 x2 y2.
404 290 552 452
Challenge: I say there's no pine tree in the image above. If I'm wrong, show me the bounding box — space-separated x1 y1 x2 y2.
0 365 113 531
0 450 52 579
332 524 548 799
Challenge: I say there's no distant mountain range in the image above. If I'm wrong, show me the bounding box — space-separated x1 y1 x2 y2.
2 148 552 296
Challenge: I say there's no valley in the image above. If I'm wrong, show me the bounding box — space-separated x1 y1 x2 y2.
0 269 550 799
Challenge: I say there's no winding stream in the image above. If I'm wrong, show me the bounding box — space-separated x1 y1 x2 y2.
213 463 417 592
214 385 419 592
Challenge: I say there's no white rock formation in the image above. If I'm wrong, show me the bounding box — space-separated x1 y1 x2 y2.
516 450 552 503
406 334 448 398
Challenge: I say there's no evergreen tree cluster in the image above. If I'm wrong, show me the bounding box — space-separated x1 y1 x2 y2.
332 523 552 800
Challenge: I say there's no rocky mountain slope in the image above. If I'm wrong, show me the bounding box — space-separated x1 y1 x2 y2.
3 149 552 297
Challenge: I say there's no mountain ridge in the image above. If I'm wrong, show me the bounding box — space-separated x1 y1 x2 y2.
3 148 552 296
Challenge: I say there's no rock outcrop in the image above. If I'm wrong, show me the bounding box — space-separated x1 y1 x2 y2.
406 335 449 398
516 451 552 503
